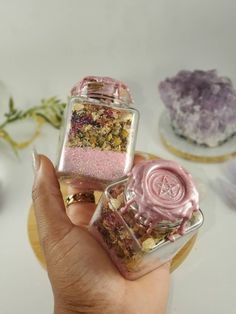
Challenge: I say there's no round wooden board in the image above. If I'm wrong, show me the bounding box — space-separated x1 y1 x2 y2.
27 152 198 273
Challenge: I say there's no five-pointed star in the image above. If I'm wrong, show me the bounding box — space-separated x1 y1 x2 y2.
156 175 180 198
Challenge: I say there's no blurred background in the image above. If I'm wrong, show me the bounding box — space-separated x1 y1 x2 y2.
1 0 236 155
0 1 236 313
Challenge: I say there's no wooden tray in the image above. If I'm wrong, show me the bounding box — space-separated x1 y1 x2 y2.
27 152 198 272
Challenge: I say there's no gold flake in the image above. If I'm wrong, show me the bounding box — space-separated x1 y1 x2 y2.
73 103 84 111
142 238 156 252
110 198 122 210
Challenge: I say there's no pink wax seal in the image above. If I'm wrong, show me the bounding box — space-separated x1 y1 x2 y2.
70 76 133 105
123 159 199 233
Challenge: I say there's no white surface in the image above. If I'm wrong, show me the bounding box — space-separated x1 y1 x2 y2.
0 1 236 313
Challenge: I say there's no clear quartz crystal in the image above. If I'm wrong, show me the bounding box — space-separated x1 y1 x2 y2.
89 179 204 280
56 77 139 190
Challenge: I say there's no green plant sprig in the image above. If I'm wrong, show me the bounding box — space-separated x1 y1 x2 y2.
0 96 66 154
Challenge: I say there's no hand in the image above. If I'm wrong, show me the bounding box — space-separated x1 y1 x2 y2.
32 152 170 314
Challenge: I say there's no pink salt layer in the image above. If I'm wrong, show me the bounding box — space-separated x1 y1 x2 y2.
59 146 129 181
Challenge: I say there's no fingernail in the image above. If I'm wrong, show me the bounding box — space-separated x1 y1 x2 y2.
32 148 41 173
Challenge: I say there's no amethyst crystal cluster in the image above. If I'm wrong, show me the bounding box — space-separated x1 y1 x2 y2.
159 70 236 147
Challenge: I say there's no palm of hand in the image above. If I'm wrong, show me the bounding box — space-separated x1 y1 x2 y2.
46 226 169 314
33 155 170 314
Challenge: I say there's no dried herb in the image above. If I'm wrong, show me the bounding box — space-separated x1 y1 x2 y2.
0 96 66 154
67 102 132 152
93 184 177 271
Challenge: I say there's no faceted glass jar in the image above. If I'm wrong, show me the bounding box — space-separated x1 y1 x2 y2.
89 179 204 280
56 96 139 190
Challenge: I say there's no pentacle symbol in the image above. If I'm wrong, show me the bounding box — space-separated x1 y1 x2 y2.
155 172 183 201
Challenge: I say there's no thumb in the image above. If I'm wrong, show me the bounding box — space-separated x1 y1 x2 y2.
32 150 73 251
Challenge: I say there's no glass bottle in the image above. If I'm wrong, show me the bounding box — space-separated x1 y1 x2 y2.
89 159 204 280
56 76 139 190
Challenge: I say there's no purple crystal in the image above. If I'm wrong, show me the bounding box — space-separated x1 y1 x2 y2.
159 70 236 147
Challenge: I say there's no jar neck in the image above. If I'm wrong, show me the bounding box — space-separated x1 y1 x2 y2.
71 76 134 107
71 95 130 108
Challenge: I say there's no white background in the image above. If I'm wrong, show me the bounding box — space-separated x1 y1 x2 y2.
0 1 236 313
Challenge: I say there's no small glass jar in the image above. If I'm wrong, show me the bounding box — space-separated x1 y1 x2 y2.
89 159 204 280
56 76 139 190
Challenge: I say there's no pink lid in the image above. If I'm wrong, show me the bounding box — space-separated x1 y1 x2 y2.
125 159 199 231
70 76 133 105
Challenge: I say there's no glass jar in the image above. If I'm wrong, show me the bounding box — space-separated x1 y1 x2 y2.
89 159 204 280
56 76 139 190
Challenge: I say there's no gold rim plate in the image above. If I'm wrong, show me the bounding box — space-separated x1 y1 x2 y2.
159 111 236 163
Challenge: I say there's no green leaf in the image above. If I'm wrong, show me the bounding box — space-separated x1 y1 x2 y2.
0 95 66 154
9 97 16 113
32 97 66 128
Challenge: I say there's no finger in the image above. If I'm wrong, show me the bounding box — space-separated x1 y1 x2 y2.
133 262 170 314
133 154 145 165
136 261 170 294
133 151 150 165
32 152 73 248
132 153 170 312
65 185 97 226
65 152 150 226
